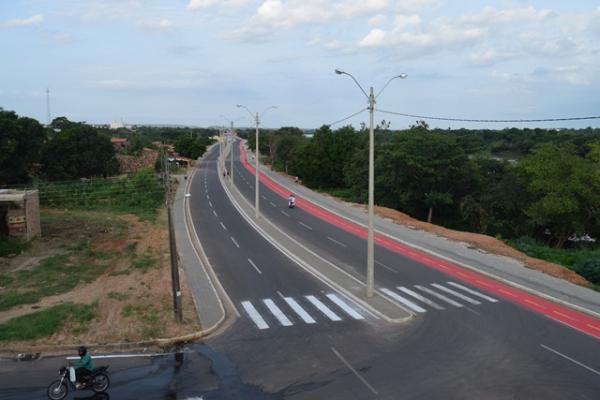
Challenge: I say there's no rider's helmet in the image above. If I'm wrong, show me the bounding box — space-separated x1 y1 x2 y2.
78 346 87 357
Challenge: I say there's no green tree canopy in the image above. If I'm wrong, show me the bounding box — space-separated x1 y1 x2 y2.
0 108 46 185
40 123 118 180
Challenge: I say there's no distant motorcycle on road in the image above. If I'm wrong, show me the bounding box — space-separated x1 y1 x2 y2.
47 365 110 400
288 194 296 209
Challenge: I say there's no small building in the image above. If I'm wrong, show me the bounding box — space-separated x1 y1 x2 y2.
0 190 41 240
110 137 129 151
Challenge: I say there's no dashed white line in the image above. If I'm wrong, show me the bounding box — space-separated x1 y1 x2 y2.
375 260 398 274
219 222 227 230
230 236 240 248
281 210 290 217
541 344 600 377
327 236 347 248
212 210 218 217
247 258 262 274
299 222 313 230
208 201 213 208
269 201 277 208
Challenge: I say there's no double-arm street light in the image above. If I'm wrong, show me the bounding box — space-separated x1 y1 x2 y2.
236 104 277 220
335 69 407 298
219 115 245 187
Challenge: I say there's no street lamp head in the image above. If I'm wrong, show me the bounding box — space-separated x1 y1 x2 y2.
334 69 345 75
397 73 408 79
236 104 242 108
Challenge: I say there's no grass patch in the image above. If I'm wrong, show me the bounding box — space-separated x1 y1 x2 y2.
509 236 600 268
131 254 158 272
0 237 31 257
107 291 130 301
0 303 96 341
121 303 163 337
0 255 109 311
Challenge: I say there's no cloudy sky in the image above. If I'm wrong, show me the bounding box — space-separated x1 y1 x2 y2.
1 0 600 129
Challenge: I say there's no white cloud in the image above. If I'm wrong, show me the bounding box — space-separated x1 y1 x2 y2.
187 0 252 11
139 19 175 31
2 14 44 27
393 14 421 29
469 48 514 66
359 28 386 47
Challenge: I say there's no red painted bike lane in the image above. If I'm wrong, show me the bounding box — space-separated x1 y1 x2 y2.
239 142 600 340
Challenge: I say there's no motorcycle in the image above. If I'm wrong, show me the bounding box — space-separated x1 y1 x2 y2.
47 365 110 400
288 199 296 209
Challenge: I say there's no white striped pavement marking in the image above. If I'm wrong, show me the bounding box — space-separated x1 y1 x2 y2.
241 301 268 330
326 294 364 320
247 258 262 274
263 299 293 326
220 222 227 230
541 344 600 377
212 210 218 217
381 288 427 313
284 297 316 324
305 295 342 321
397 287 444 310
432 284 481 305
327 236 347 248
414 285 463 308
447 282 498 303
281 210 290 217
299 222 313 230
209 201 213 207
230 236 240 248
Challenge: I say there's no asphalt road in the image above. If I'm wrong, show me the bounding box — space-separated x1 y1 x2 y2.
1 143 599 399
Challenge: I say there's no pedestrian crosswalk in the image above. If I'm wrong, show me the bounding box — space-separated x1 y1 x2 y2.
383 281 499 313
240 282 499 330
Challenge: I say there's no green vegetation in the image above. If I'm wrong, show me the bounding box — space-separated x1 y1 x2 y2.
131 254 158 272
0 237 31 257
0 303 96 341
121 303 162 337
0 254 109 311
174 135 214 159
107 291 130 301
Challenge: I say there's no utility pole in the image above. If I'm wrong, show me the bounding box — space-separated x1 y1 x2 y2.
230 120 234 187
254 112 260 219
165 146 183 323
46 88 51 126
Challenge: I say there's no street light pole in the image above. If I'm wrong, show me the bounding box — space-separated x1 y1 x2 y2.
230 120 234 187
335 69 406 298
236 105 277 220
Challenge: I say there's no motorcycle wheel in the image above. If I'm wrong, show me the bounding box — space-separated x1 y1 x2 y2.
92 373 110 393
46 380 68 400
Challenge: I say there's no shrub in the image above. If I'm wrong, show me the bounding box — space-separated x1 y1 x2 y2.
572 259 600 285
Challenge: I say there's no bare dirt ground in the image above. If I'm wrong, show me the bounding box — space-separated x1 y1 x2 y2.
0 208 200 350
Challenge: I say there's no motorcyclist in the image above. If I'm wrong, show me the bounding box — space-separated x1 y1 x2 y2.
74 346 94 388
288 193 296 208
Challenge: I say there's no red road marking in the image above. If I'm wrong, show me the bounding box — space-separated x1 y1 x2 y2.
239 142 600 340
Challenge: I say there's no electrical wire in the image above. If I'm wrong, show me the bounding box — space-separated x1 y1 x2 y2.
376 109 600 124
328 108 368 127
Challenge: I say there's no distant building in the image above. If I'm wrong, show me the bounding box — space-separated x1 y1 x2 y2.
0 190 41 240
110 137 129 151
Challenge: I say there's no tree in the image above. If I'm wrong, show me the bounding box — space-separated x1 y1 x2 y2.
0 108 47 185
174 136 207 159
40 123 118 180
518 143 599 248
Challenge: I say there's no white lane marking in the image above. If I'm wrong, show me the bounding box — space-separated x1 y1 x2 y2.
220 222 227 230
209 201 213 207
375 260 398 274
207 194 210 199
541 344 600 377
241 301 269 330
212 210 218 217
247 258 262 274
263 299 293 326
465 306 481 316
327 236 347 248
269 201 277 208
447 282 498 303
261 195 267 200
299 222 313 230
281 210 290 217
284 297 316 324
432 283 481 305
381 288 427 313
230 236 240 248
398 287 444 310
305 295 342 321
326 294 364 320
331 347 379 396
414 285 463 308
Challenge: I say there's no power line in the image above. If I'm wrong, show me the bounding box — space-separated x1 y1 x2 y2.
376 109 600 124
328 108 368 127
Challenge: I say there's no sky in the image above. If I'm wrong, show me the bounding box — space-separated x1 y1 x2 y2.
1 0 600 130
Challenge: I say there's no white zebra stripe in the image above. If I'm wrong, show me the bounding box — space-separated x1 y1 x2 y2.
447 282 498 303
263 299 293 326
284 297 316 324
305 295 342 321
241 301 268 330
414 285 463 308
431 284 481 305
381 288 427 313
326 294 364 320
397 287 444 310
